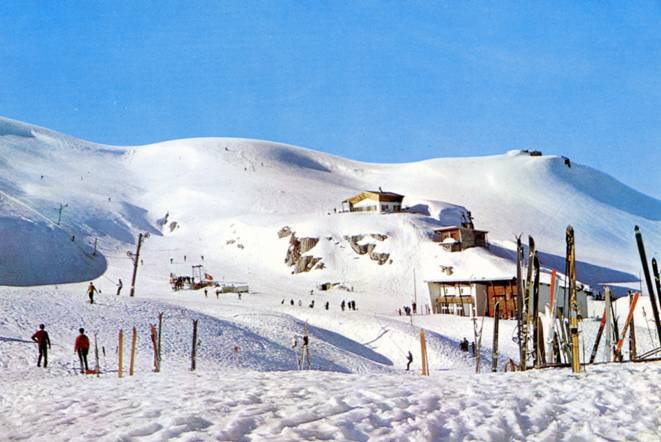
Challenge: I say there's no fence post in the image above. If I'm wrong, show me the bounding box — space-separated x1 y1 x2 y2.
118 329 123 378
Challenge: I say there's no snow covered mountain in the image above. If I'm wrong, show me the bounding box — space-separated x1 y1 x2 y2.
1 116 658 298
2 116 661 440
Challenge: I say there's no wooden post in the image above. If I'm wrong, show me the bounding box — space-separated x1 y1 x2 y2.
420 329 429 376
94 333 100 377
150 324 160 372
191 319 198 371
118 329 123 378
157 312 163 364
129 233 143 297
492 302 500 372
129 326 137 376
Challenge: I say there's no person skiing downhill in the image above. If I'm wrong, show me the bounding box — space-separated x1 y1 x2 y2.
74 328 90 374
87 282 98 304
31 324 51 368
116 279 123 296
406 351 413 371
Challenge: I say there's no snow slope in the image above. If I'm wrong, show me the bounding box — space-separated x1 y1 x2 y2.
3 363 660 442
1 116 661 440
1 115 659 299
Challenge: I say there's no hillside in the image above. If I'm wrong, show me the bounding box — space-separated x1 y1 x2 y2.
2 116 661 441
0 116 659 300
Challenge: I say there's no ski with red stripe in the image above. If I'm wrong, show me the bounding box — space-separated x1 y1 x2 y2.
614 292 639 360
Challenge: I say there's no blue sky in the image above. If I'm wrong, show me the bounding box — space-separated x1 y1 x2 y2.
1 1 660 197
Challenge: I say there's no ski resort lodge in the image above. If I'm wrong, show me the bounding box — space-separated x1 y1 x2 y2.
341 188 404 213
432 225 489 252
425 274 589 319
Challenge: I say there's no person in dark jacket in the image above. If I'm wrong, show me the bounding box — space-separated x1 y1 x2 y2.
87 282 98 304
74 328 91 373
31 324 51 368
406 351 413 371
116 279 123 296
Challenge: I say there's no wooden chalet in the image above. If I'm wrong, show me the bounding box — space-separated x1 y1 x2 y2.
426 277 518 318
426 274 589 318
342 188 404 213
433 225 488 252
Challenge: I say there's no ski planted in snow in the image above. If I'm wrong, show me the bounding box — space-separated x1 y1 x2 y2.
520 236 535 370
634 226 661 342
516 236 524 368
532 255 541 368
589 306 607 364
614 292 640 359
566 226 581 373
545 269 558 364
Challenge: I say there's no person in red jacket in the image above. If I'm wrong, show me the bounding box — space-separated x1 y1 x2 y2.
74 328 90 373
31 324 51 368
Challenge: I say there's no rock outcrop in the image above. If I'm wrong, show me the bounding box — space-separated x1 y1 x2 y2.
283 231 322 274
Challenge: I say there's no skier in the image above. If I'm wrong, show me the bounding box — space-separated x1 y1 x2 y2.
31 324 51 368
470 341 476 356
341 300 346 311
298 300 302 307
87 282 98 304
216 289 220 299
309 300 315 309
300 334 311 369
116 279 123 296
325 301 329 311
74 328 90 374
290 299 294 306
460 338 469 352
406 351 413 371
412 302 417 314
238 293 242 300
204 288 208 298
170 257 173 264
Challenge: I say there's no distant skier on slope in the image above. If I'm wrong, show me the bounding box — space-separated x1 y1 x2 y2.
341 300 346 311
74 328 90 374
31 324 51 368
87 282 98 304
116 279 123 296
406 351 413 371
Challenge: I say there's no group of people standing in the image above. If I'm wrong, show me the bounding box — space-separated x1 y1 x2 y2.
282 298 357 312
31 325 92 374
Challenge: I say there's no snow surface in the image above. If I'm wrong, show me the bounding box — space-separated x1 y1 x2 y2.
1 116 661 440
